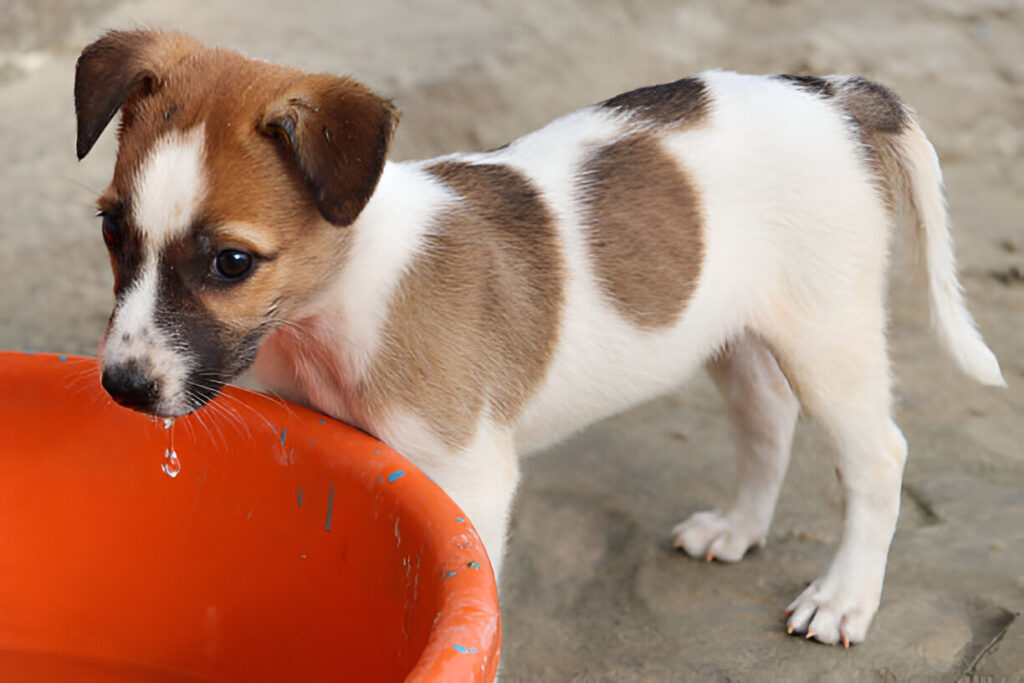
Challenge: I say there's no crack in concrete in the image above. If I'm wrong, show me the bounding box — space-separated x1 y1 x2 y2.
957 609 1018 680
902 484 943 526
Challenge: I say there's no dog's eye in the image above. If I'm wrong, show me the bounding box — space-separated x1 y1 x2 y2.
99 212 119 247
213 249 254 281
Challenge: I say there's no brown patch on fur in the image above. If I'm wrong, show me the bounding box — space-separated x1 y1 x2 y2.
831 77 911 212
364 162 563 450
599 77 709 127
578 134 704 329
190 57 368 334
259 79 399 226
776 74 836 98
835 77 907 135
75 30 203 159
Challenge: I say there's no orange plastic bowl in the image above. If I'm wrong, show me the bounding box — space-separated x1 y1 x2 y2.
0 352 500 682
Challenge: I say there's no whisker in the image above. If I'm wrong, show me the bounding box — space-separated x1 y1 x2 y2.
184 390 225 450
202 397 248 441
65 177 103 197
192 374 280 440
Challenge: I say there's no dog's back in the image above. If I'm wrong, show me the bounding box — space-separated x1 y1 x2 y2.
442 70 1001 453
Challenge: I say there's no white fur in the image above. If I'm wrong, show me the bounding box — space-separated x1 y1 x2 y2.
898 124 1006 386
101 258 191 415
100 125 207 416
374 408 519 576
133 124 207 251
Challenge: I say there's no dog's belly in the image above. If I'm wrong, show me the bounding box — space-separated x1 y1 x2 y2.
513 275 741 455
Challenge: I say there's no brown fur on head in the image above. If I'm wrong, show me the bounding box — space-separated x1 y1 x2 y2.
76 30 399 226
75 30 399 415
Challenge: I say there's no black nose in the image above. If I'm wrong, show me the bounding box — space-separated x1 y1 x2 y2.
101 360 161 412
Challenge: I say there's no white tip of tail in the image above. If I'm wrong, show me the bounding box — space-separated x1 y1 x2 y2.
947 331 1006 387
933 300 1006 386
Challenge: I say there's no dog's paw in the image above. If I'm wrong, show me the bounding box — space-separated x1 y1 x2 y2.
671 510 766 562
783 575 880 647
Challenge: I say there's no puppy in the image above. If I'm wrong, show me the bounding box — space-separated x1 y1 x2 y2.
75 30 1004 647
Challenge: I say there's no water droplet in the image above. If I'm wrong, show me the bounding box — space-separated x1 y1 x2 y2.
162 449 181 478
163 417 175 429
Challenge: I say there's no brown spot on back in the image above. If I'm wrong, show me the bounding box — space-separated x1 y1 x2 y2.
776 73 907 134
776 74 836 98
834 76 907 134
831 77 910 211
578 134 704 329
599 77 709 126
365 162 563 450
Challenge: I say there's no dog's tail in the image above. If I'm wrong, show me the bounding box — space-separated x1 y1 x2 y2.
881 109 1005 386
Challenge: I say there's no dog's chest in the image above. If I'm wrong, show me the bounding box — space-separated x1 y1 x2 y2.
252 325 372 432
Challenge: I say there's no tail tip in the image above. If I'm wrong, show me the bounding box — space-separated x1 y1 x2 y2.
964 344 1006 387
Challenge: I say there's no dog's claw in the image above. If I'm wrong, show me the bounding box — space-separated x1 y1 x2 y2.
841 628 850 648
786 622 794 635
705 550 715 562
783 608 794 618
805 628 815 640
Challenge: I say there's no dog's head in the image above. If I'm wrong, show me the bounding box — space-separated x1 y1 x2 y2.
75 30 398 416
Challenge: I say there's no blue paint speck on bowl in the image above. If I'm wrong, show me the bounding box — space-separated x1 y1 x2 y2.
58 355 67 362
443 570 457 579
280 427 287 445
387 470 405 483
452 644 477 654
325 483 334 532
456 516 466 523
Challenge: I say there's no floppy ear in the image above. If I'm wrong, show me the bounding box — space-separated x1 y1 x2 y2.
259 77 399 227
74 30 201 160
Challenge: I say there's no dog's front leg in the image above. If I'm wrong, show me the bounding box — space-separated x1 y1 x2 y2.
405 424 520 581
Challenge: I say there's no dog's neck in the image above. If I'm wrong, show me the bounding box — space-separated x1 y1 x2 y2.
251 159 454 425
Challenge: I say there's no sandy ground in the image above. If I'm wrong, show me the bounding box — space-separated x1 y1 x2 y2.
1 0 1021 679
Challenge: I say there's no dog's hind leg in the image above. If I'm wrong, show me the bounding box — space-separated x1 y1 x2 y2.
673 332 800 562
767 298 907 646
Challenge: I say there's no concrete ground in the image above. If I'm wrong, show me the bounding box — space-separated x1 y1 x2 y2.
1 0 1021 679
